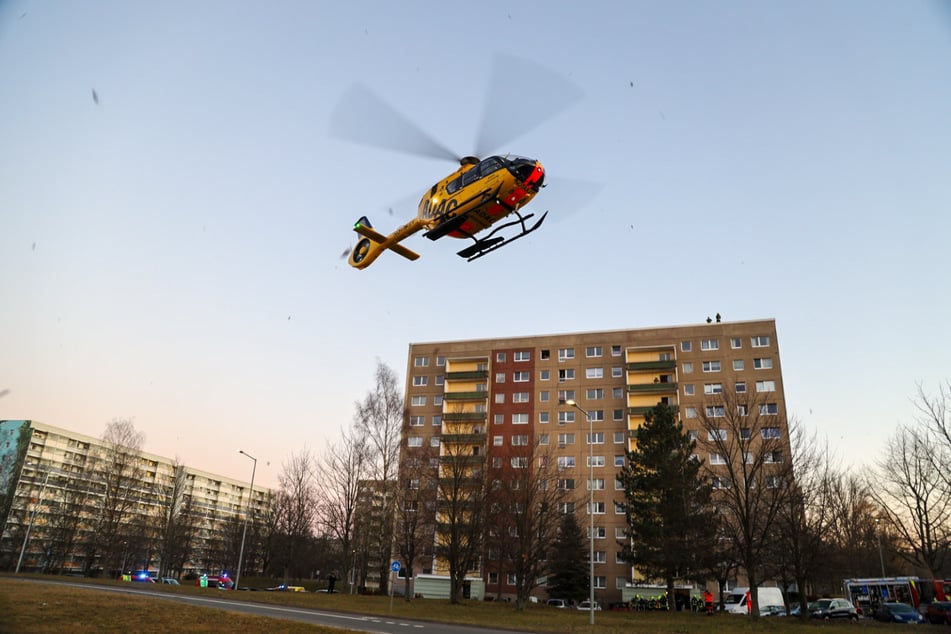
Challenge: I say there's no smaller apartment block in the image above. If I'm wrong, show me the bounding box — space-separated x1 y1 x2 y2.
401 319 789 603
0 420 270 576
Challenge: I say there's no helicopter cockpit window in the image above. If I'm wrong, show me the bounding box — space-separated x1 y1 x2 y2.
461 166 481 187
477 156 503 177
446 175 464 194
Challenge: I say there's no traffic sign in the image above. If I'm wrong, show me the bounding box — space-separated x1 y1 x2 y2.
390 561 401 572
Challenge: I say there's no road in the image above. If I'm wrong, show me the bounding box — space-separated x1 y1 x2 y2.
8 578 522 634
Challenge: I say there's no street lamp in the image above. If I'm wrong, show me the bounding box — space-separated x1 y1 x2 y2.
565 399 595 626
235 449 257 592
875 517 886 577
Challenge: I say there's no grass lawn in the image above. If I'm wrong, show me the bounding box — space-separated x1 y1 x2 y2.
0 575 909 633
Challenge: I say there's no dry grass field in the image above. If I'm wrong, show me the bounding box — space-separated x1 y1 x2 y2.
0 575 914 634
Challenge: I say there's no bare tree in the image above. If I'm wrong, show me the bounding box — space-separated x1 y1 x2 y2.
155 461 199 579
83 419 145 575
823 473 884 587
393 446 437 600
273 450 318 584
433 430 487 604
319 429 367 590
869 423 951 577
485 440 564 610
916 381 951 491
353 361 404 593
695 385 792 617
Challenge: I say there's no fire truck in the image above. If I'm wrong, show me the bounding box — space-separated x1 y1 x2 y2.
844 577 951 614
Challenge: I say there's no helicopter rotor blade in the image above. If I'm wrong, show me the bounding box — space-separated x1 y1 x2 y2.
330 84 461 163
473 54 584 158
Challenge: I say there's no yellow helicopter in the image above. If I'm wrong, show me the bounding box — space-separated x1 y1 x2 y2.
331 55 582 270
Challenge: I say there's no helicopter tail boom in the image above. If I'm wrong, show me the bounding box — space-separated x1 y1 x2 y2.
348 216 422 269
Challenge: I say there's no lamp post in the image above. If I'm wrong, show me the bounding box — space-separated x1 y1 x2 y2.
235 449 257 592
565 399 595 626
16 470 51 574
875 517 886 577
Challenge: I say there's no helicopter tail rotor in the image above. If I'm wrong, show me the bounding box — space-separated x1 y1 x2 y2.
348 216 423 270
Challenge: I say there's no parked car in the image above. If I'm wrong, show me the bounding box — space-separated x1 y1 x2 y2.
577 600 601 611
546 598 569 608
874 602 926 624
160 578 179 585
809 598 859 621
266 584 305 592
925 601 951 625
195 574 234 589
130 571 155 583
761 604 787 617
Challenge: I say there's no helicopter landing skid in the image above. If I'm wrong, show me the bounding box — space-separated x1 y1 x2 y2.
456 210 549 261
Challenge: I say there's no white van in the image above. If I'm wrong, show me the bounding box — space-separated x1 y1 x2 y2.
723 587 785 615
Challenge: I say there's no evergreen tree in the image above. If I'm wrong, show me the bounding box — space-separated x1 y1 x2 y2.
617 403 714 610
546 511 589 602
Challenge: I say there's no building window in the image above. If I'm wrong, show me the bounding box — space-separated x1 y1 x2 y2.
586 367 604 379
755 380 776 393
701 339 719 351
681 341 692 352
434 395 443 406
588 501 606 514
414 357 430 367
704 383 723 394
495 393 505 404
494 413 504 425
496 352 506 362
612 387 623 399
512 434 529 446
513 371 530 382
594 577 607 589
614 455 625 467
496 372 506 383
540 369 550 381
707 429 727 441
435 375 444 386
515 351 531 362
684 406 697 419
413 376 428 386
683 384 695 396
590 526 607 539
765 450 783 463
588 478 605 490
705 405 726 418
513 392 529 403
539 412 550 424
558 411 576 424
587 455 606 467
539 390 550 402
559 502 575 514
558 348 575 361
432 415 441 426
512 413 529 425
733 359 744 371
436 356 445 366
612 367 623 378
558 368 576 381
736 381 747 393
730 337 742 349
586 346 603 358
586 388 604 400
613 409 624 421
613 431 625 444
558 433 575 446
539 433 549 445
558 456 576 469
511 457 528 468
430 437 440 447
410 416 424 427
558 478 575 490
541 349 550 360
611 345 622 357
752 335 770 348
411 396 426 406
753 357 773 369
587 432 605 444
682 362 693 374
737 404 749 416
709 452 727 465
408 437 423 448
712 476 731 489
702 360 721 373
493 435 504 446
762 426 781 439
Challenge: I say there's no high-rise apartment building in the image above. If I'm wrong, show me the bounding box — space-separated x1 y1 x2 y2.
400 319 789 603
0 420 271 577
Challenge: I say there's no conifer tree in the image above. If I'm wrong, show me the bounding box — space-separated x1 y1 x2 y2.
546 511 589 602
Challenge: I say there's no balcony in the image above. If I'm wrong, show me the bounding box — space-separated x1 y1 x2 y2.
444 391 488 401
627 360 676 371
628 382 678 394
439 455 484 465
443 411 487 422
628 405 679 416
441 433 486 444
445 370 489 380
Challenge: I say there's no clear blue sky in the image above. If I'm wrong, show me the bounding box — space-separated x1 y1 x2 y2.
2 1 949 488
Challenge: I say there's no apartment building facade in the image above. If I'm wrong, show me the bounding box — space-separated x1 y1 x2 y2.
400 318 789 603
0 420 271 576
